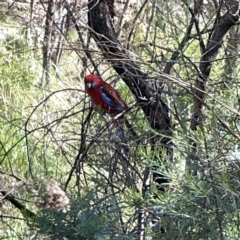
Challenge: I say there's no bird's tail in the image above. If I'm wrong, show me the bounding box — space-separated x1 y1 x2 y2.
115 120 129 156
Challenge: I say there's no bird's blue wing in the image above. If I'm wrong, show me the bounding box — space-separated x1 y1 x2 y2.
100 86 124 111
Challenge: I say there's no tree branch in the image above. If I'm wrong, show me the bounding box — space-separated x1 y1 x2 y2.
190 5 240 131
0 188 36 219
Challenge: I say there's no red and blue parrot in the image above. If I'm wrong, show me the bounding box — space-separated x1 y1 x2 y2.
84 73 129 154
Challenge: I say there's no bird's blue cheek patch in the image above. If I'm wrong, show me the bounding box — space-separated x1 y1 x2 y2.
92 82 98 88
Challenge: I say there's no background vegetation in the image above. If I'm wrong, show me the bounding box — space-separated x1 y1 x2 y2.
1 0 240 239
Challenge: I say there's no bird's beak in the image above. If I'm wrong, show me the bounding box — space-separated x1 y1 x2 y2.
86 83 92 89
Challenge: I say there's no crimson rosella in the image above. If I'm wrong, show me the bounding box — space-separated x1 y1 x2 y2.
84 73 129 154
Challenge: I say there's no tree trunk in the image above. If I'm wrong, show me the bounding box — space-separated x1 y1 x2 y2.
87 0 173 237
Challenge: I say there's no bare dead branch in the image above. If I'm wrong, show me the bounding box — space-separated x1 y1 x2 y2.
0 189 36 219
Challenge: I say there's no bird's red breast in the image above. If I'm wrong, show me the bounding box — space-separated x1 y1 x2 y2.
84 74 129 155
